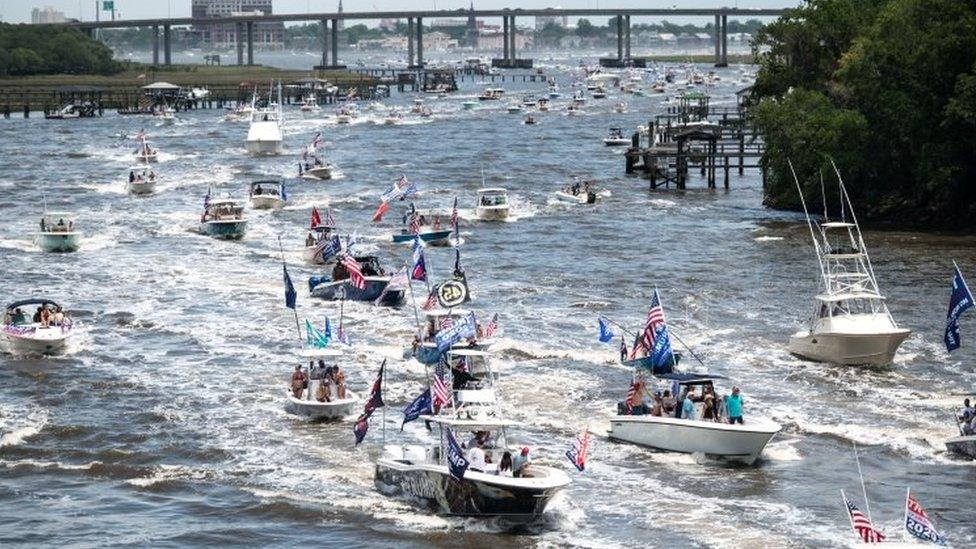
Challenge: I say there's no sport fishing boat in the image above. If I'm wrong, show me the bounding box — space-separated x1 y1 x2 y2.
245 82 284 155
392 209 453 246
285 348 359 421
199 197 248 240
404 308 494 365
603 127 631 147
248 180 286 210
609 373 781 465
134 136 158 163
126 166 158 195
375 350 571 518
475 188 510 221
787 172 910 365
35 212 81 252
1 298 74 355
308 255 405 306
553 181 598 204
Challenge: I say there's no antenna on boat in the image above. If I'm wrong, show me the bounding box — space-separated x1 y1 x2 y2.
819 169 828 220
852 441 875 525
828 158 885 298
788 159 828 285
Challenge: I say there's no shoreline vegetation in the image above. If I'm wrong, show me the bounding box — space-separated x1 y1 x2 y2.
750 0 976 228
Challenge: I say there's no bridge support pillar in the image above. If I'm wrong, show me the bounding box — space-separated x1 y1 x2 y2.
407 18 415 67
246 21 254 65
163 25 171 65
502 16 509 62
714 15 721 66
321 20 329 68
624 15 631 60
236 22 244 66
721 14 728 66
331 18 339 66
616 15 623 60
509 16 516 62
416 17 424 67
152 25 159 66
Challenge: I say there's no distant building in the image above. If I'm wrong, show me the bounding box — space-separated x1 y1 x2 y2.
535 10 568 29
190 0 284 49
378 18 400 32
31 6 67 24
477 30 532 51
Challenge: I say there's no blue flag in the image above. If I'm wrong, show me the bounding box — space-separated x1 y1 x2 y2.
650 324 674 371
945 266 974 353
598 318 614 343
283 264 297 309
435 312 477 352
445 428 469 481
281 182 288 202
324 316 332 339
401 388 431 429
410 236 427 282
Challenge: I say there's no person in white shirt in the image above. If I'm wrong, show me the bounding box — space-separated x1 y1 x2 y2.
466 439 486 472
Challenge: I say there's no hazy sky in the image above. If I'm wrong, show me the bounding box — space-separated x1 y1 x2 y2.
3 1 798 24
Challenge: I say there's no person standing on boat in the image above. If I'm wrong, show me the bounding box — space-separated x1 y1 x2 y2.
332 366 346 400
681 389 696 421
466 438 486 473
290 364 307 399
513 447 531 477
726 387 744 425
957 399 974 424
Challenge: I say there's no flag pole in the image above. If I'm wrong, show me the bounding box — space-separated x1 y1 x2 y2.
382 362 387 445
655 286 680 370
277 236 304 345
853 441 874 525
841 489 858 541
903 487 910 537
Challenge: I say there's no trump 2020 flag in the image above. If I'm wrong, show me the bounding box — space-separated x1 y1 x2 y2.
445 428 469 481
401 388 431 430
565 426 590 472
945 265 974 353
435 312 477 352
283 264 297 309
410 236 427 282
598 318 614 343
905 489 948 546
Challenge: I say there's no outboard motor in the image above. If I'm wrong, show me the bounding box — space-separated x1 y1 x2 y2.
586 191 597 204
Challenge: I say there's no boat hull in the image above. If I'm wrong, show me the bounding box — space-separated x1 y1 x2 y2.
392 230 453 246
310 278 405 306
375 459 567 518
200 220 248 240
945 434 976 460
476 205 510 221
621 353 681 374
249 196 284 210
553 191 596 204
244 139 283 156
127 181 156 195
788 329 911 365
301 167 332 180
609 416 780 465
284 391 358 421
35 233 79 253
2 326 71 355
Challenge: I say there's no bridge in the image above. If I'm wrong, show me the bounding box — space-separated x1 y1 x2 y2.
51 7 789 69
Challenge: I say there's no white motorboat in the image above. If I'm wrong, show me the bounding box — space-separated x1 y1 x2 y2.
299 93 320 113
410 98 425 114
126 166 158 195
303 224 340 265
476 188 510 221
335 107 354 124
285 349 359 421
223 103 253 122
787 170 910 365
157 107 176 125
299 159 333 180
199 196 247 240
375 348 570 517
134 136 158 163
613 101 629 114
592 85 608 99
245 82 284 155
651 81 667 93
603 127 631 147
383 109 403 125
461 100 477 110
522 95 537 107
248 179 286 210
34 211 80 252
567 98 584 116
1 298 74 355
553 182 598 204
478 87 504 101
537 98 550 112
609 373 781 465
946 428 976 460
506 102 522 114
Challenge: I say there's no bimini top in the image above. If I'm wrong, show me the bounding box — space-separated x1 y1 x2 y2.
476 188 508 195
299 348 343 359
815 291 885 303
250 179 283 188
657 372 727 383
6 298 60 311
419 415 518 429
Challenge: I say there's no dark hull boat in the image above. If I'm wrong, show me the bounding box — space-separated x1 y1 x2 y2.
309 276 404 306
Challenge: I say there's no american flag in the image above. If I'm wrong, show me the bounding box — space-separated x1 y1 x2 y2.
440 315 455 331
565 425 590 472
632 289 667 360
431 357 452 409
420 292 437 310
450 196 459 234
625 376 642 412
409 212 421 235
323 208 336 228
843 493 886 543
483 313 499 338
342 255 367 290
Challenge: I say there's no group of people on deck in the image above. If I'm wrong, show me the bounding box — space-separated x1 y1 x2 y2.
290 361 347 402
128 169 156 183
462 430 532 477
956 398 976 435
5 303 69 328
40 217 73 233
624 379 746 424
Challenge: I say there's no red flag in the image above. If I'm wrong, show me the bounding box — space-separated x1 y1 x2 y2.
310 207 321 228
372 201 391 222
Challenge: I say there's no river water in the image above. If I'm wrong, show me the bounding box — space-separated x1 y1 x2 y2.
1 52 974 547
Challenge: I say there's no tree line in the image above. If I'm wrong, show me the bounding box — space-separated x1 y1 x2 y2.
0 23 121 76
750 0 976 227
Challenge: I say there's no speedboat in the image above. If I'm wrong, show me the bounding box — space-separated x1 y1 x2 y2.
522 95 537 107
126 166 158 195
335 107 353 124
609 373 781 465
410 98 425 114
613 101 629 114
157 107 176 125
787 173 910 365
404 308 494 365
478 87 504 101
592 85 607 99
309 255 405 306
285 348 360 421
375 349 570 517
462 100 477 110
35 211 80 252
299 158 334 180
245 82 284 155
553 182 598 204
303 225 340 265
946 431 976 460
476 188 510 221
299 93 320 113
392 209 453 246
567 99 584 116
604 127 631 147
1 298 74 355
651 81 667 93
199 197 247 240
248 180 286 210
548 83 560 98
134 137 158 163
537 98 550 112
523 114 537 125
383 110 403 125
506 102 522 114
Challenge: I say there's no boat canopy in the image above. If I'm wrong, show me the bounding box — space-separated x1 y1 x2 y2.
657 372 727 383
419 415 518 428
207 198 242 206
250 179 282 188
815 291 885 303
299 348 343 358
446 349 490 358
6 298 60 311
477 188 507 195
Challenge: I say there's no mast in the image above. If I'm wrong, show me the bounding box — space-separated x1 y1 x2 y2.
787 160 828 291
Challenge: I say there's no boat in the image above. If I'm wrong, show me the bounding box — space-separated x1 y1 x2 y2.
609 373 781 465
303 225 340 265
461 100 477 110
309 255 406 306
299 158 333 180
523 114 537 125
613 101 629 114
567 98 584 116
392 208 453 246
44 103 82 120
299 93 320 113
522 95 537 107
34 211 81 252
248 180 286 210
156 107 176 125
787 170 910 365
383 109 403 125
548 82 560 98
404 308 494 365
1 298 74 355
245 82 284 155
410 98 425 114
537 98 550 112
284 348 360 421
199 197 248 240
375 348 570 518
553 181 598 204
476 188 510 221
946 430 976 460
651 81 667 93
126 166 158 196
223 103 253 122
134 136 158 163
603 127 631 147
591 85 607 99
506 102 522 114
335 107 353 124
478 87 504 101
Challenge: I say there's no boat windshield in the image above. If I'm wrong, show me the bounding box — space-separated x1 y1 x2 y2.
39 214 75 233
480 194 507 206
